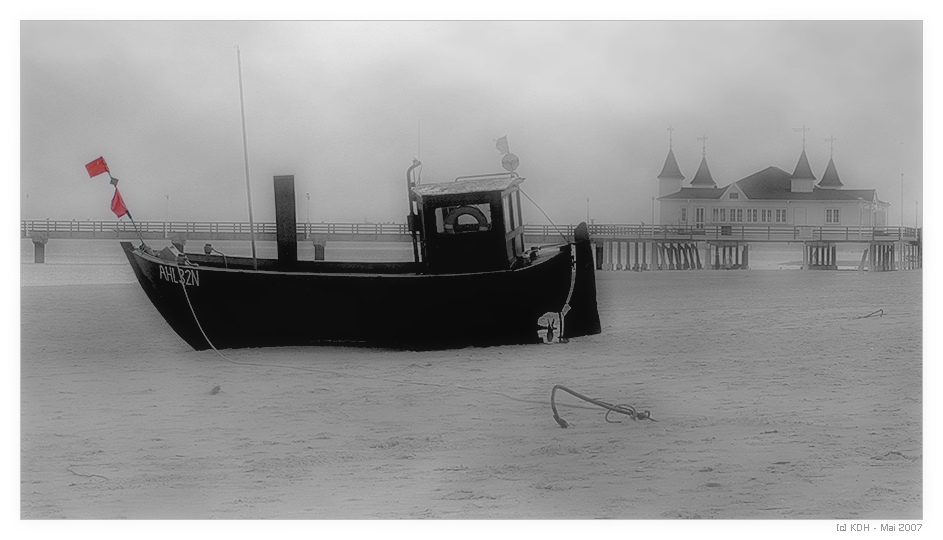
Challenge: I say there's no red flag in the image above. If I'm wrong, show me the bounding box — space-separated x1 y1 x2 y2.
111 188 129 218
85 156 109 177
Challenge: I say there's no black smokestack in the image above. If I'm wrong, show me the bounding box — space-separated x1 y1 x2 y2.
273 175 298 267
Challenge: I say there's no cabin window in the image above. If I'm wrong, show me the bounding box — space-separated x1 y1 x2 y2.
746 209 758 223
435 203 493 234
730 208 743 223
775 209 787 223
761 209 773 223
826 208 840 224
503 196 513 233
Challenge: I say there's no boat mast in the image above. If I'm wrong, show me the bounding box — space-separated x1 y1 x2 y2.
236 45 258 269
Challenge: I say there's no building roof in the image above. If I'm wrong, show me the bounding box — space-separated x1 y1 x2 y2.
690 156 717 187
840 189 881 203
818 156 844 188
791 149 816 180
657 148 685 179
661 165 882 202
411 175 522 199
737 166 878 201
660 187 725 200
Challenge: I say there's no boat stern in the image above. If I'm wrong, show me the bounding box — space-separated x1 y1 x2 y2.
562 222 601 338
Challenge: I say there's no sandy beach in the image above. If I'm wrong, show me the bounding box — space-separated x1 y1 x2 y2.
20 264 921 520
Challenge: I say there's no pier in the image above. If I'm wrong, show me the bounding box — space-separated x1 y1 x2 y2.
21 220 920 271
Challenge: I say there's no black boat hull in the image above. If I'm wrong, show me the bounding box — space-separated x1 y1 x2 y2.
121 242 588 350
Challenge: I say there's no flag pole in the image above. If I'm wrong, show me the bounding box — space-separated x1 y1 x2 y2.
236 45 259 269
112 184 144 245
125 209 146 245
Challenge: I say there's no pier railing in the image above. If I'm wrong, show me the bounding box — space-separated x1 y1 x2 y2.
20 220 412 239
533 223 920 243
20 220 920 243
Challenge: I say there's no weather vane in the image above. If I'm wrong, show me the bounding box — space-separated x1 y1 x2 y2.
668 125 675 149
824 135 837 157
794 125 810 150
696 134 708 157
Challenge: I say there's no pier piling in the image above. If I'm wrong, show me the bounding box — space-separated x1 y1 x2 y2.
30 233 48 263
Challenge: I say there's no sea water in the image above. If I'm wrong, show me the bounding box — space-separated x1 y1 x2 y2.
19 239 415 287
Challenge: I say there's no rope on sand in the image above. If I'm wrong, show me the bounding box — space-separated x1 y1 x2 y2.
177 267 226 359
851 309 884 320
67 467 109 481
550 384 656 428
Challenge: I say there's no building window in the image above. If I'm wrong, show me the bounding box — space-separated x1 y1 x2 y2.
775 209 787 223
729 192 739 200
731 208 743 223
719 208 726 222
826 208 840 224
681 208 687 223
746 209 758 223
761 209 773 223
712 208 719 222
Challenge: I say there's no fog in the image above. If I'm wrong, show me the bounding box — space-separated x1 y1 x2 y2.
20 21 922 227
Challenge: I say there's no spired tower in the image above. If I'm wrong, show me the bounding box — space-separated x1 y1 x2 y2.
817 136 844 190
790 126 816 193
658 126 685 197
689 134 717 189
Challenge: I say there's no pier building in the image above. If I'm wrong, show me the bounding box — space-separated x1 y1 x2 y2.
599 131 917 272
657 139 889 232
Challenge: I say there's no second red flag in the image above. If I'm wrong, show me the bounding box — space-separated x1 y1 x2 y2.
111 188 129 218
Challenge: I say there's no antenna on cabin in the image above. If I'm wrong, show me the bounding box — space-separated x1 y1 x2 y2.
495 135 519 172
502 153 520 172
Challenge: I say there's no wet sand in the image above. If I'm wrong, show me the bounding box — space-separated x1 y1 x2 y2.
21 269 921 520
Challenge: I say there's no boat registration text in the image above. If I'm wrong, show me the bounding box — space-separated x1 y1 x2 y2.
159 265 201 287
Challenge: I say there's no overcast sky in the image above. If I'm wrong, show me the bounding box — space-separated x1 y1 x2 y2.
19 20 922 227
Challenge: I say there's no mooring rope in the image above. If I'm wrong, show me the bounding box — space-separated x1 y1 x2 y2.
519 188 570 245
176 264 227 360
208 247 229 269
550 384 656 428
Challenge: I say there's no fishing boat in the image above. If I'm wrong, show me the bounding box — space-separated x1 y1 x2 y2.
121 161 601 350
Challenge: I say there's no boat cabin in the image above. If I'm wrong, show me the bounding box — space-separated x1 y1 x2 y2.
411 173 528 273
